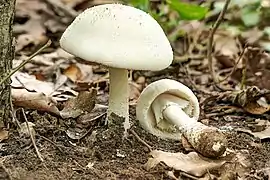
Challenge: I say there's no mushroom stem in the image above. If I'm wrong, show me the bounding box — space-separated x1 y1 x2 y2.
152 94 196 128
162 103 196 128
107 67 130 131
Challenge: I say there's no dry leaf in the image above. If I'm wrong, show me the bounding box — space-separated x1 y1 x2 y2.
207 86 270 115
63 63 83 82
11 72 77 101
214 33 239 59
54 74 68 91
60 89 97 118
66 127 88 140
233 87 270 115
147 150 251 179
219 150 251 179
77 104 107 125
11 71 79 115
11 72 56 96
243 98 270 114
12 89 60 115
237 124 270 140
181 135 194 152
146 150 226 177
15 0 48 51
0 130 9 142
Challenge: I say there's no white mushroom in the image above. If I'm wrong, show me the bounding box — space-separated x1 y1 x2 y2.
60 4 173 132
136 79 227 157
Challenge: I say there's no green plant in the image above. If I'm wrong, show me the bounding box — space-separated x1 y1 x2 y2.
166 0 208 20
128 0 208 41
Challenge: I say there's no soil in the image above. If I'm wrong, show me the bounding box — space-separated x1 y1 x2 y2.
1 69 270 180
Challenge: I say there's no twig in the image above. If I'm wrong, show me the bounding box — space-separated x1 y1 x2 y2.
38 135 65 154
0 40 51 86
21 109 44 162
129 129 152 151
207 0 231 84
240 54 247 90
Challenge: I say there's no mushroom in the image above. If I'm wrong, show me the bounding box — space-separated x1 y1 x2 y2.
59 4 173 132
136 79 227 158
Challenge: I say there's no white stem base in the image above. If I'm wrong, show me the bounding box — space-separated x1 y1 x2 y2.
107 68 130 132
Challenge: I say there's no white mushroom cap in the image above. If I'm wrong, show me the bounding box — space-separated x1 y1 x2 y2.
136 79 200 140
60 4 173 71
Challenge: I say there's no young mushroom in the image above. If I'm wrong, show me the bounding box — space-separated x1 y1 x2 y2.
60 4 173 132
136 79 227 158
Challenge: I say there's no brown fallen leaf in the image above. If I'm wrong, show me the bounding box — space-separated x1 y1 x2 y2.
60 89 97 119
181 135 194 152
63 63 83 82
11 72 56 96
205 86 270 115
234 87 270 115
145 150 226 177
147 149 251 179
66 127 88 140
214 32 239 68
219 150 251 179
77 104 107 125
15 0 48 51
11 72 77 101
214 33 239 58
12 88 60 115
237 120 270 140
0 130 9 142
243 97 270 115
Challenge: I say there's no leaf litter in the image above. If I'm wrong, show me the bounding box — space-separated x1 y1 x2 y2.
146 149 251 179
2 0 270 179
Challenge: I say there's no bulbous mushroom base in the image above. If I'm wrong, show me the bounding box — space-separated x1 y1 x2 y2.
181 124 227 158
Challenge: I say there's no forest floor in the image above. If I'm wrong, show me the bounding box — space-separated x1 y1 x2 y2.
1 0 270 179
